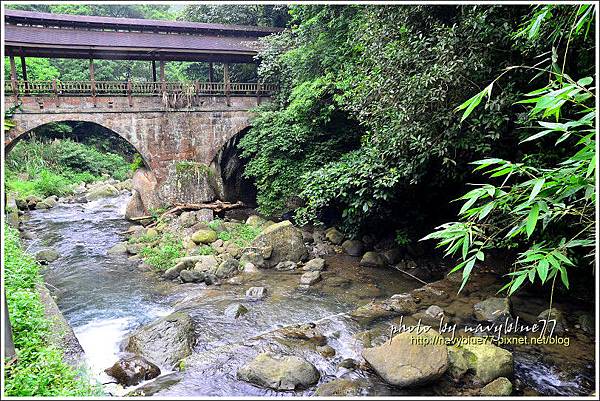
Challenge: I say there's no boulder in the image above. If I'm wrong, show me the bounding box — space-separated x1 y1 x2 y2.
275 261 297 271
460 343 513 384
243 262 259 273
447 346 469 381
179 269 206 283
325 227 344 245
341 240 364 257
35 249 60 263
226 242 241 258
204 273 221 286
578 313 595 335
413 305 445 326
240 250 265 268
359 251 386 268
125 312 195 368
316 345 336 358
473 298 512 322
125 190 147 220
362 330 449 388
6 207 19 228
382 248 403 265
26 195 42 208
191 229 217 244
107 242 128 255
179 211 197 228
237 353 320 391
104 356 161 387
300 271 321 286
86 184 119 201
114 179 133 191
215 259 240 279
34 200 52 209
537 308 567 335
350 294 418 325
224 303 249 319
250 221 308 268
164 262 190 280
302 258 326 271
126 243 145 255
246 215 267 227
480 377 513 396
246 286 267 301
314 378 370 396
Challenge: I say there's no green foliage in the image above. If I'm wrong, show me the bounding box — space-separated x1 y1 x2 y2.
218 231 232 242
423 5 595 294
139 234 185 271
130 153 144 172
243 5 525 229
5 137 130 198
197 245 215 256
3 226 101 396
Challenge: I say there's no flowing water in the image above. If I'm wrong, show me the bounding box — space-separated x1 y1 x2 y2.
20 194 594 397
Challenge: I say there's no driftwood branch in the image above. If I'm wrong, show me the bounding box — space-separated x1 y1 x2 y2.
128 200 246 226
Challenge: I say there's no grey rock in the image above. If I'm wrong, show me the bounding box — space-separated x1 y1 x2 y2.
107 242 128 255
250 221 308 268
362 330 448 388
125 312 195 369
382 248 403 265
126 243 145 255
204 273 221 286
179 269 206 283
179 211 197 228
86 184 119 201
275 261 297 271
481 377 513 396
314 378 370 396
243 262 259 273
240 251 265 268
215 258 240 279
359 251 385 268
341 240 364 256
237 352 320 391
325 227 344 245
578 313 595 335
164 261 189 280
302 258 326 271
474 297 512 322
300 271 321 286
35 249 59 263
104 355 160 387
126 372 182 396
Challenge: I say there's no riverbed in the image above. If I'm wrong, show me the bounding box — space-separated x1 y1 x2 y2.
20 193 596 396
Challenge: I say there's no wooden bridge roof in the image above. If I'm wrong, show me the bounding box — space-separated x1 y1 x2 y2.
4 10 282 63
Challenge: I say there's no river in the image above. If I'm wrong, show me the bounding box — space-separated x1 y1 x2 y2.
20 193 595 396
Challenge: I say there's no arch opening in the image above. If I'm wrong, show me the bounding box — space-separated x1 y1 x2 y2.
210 127 257 206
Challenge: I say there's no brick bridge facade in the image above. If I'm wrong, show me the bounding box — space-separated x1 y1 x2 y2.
5 94 264 216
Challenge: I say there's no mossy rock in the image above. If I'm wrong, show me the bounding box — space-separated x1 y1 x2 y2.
191 229 217 244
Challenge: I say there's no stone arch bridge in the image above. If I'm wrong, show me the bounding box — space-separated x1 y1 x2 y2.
4 9 280 216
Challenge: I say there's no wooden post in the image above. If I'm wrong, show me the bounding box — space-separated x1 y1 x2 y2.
89 58 96 104
256 81 262 106
152 59 157 92
20 55 29 94
159 60 166 93
9 55 18 96
52 78 60 106
208 62 214 83
223 63 230 105
127 80 132 107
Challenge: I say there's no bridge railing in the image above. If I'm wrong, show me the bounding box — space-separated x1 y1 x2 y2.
5 80 278 97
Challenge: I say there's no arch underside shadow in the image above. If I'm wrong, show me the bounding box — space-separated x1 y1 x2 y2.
6 117 150 169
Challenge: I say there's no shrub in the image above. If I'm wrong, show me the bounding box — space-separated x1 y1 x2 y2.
139 234 184 271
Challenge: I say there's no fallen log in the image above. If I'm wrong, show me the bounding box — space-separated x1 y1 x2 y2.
126 201 246 227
